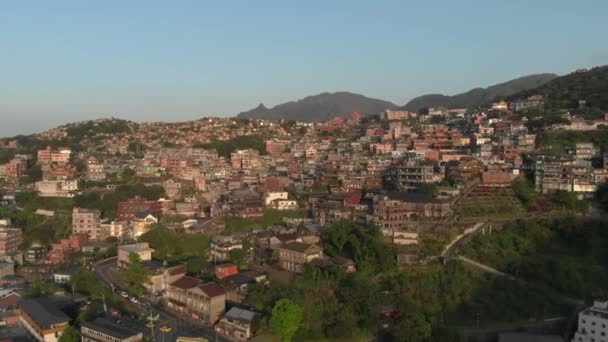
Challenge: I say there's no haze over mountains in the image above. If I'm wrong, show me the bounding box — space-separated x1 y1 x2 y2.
237 73 558 122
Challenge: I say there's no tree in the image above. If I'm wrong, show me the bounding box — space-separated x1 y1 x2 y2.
270 299 303 342
58 327 80 342
595 183 608 212
512 177 538 206
121 252 151 296
229 248 246 267
390 313 432 342
70 270 106 300
321 220 395 272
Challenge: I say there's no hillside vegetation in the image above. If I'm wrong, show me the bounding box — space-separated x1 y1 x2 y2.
508 65 608 111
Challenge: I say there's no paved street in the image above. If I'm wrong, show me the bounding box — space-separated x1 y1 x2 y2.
94 258 228 342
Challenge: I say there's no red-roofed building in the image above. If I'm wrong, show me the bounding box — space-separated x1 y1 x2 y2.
47 234 89 264
165 277 226 324
117 198 163 221
215 264 238 280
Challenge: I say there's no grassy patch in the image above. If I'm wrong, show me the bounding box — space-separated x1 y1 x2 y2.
225 209 307 234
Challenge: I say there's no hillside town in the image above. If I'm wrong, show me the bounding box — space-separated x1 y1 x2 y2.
1 70 608 341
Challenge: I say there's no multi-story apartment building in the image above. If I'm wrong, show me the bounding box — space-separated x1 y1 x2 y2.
510 95 543 112
165 276 226 324
37 146 71 164
383 110 413 121
566 142 598 161
86 162 106 181
210 237 243 263
572 300 608 342
231 149 261 171
0 228 23 255
372 192 453 227
25 246 46 264
533 157 597 194
2 155 30 179
265 140 287 157
72 208 104 241
277 242 323 273
385 161 435 191
81 318 143 342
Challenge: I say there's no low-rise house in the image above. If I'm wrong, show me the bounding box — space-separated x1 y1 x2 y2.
215 264 238 280
222 271 267 303
117 243 154 268
277 242 323 273
35 180 78 197
310 256 356 274
18 298 71 342
81 317 143 342
52 266 79 285
215 307 260 341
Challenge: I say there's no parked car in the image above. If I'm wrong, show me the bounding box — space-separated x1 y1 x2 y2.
120 291 129 298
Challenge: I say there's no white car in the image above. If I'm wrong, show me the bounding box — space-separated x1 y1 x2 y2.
129 297 139 304
120 291 129 298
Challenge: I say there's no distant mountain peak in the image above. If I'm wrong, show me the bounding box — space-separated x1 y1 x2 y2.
237 92 398 122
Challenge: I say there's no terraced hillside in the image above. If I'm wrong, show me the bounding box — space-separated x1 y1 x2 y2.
457 184 525 220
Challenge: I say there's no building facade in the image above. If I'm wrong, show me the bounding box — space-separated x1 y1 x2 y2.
572 300 608 342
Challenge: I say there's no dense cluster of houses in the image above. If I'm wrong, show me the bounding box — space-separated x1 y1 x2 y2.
1 95 608 341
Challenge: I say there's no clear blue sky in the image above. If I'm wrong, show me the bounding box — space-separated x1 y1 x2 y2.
1 0 607 136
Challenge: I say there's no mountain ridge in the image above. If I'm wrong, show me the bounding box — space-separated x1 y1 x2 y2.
402 73 558 111
237 91 398 122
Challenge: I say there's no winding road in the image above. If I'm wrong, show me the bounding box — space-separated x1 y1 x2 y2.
94 257 229 342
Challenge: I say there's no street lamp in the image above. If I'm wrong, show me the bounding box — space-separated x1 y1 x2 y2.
159 326 172 342
146 321 155 341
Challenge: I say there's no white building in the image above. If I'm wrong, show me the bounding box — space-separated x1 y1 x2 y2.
35 180 78 197
264 192 288 206
573 300 608 342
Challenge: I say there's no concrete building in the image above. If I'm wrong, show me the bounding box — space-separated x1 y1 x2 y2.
215 307 260 341
0 228 23 255
534 158 597 194
117 243 154 268
72 208 103 241
278 242 323 273
386 162 435 191
35 180 78 197
18 298 70 342
572 300 608 342
81 318 143 342
165 277 226 324
210 238 243 263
